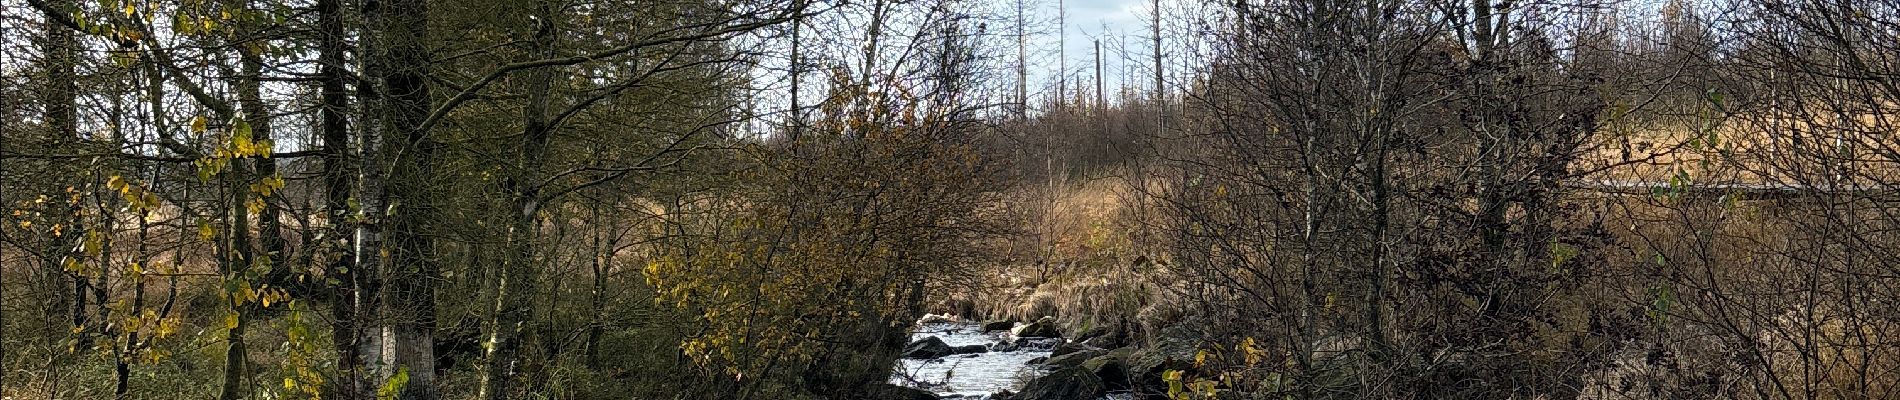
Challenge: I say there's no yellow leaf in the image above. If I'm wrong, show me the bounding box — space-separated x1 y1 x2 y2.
156 317 181 338
83 230 103 257
198 220 216 240
232 120 254 153
1241 336 1264 365
1192 379 1218 396
224 312 239 329
124 3 135 16
191 116 208 134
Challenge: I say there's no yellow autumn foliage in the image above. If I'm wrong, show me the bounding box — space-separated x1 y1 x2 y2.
643 85 1005 388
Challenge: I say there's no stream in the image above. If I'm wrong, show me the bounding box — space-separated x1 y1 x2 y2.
889 322 1052 398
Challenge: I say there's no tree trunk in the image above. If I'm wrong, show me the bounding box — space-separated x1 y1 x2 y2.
219 306 249 400
220 146 258 400
316 0 365 397
482 6 558 397
238 26 289 291
356 26 390 400
1015 0 1027 118
40 0 79 354
363 0 438 396
788 0 804 143
862 0 889 88
585 206 606 370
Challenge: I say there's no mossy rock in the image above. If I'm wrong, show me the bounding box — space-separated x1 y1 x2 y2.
1125 340 1198 396
1013 368 1107 400
1012 317 1063 338
1050 342 1102 358
1081 350 1134 390
1042 348 1106 369
862 383 938 400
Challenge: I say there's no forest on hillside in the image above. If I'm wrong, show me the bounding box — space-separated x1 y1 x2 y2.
1 0 1897 398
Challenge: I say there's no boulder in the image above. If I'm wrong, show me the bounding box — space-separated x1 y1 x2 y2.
1124 339 1199 395
902 336 954 359
1041 348 1106 370
1050 342 1101 358
1075 322 1131 349
1016 338 1063 351
1083 332 1127 349
981 319 1016 332
1082 348 1135 390
1012 368 1106 400
949 344 990 356
863 383 938 400
1072 323 1109 342
994 337 1062 353
1012 317 1062 339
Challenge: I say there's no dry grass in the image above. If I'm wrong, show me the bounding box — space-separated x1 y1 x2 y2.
1574 190 1900 399
955 176 1178 336
1580 113 1900 189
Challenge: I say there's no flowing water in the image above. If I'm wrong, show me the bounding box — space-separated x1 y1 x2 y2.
890 322 1053 398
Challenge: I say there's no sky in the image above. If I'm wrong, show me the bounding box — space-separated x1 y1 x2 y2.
1032 0 1195 104
740 0 1194 128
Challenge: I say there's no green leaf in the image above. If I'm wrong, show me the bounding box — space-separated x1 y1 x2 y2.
1647 284 1675 327
233 119 252 141
1164 370 1186 399
378 367 410 400
1549 242 1579 271
173 13 192 34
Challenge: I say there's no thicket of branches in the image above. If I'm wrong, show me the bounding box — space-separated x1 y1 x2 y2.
1140 0 1900 398
0 0 1020 398
2 0 1897 398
